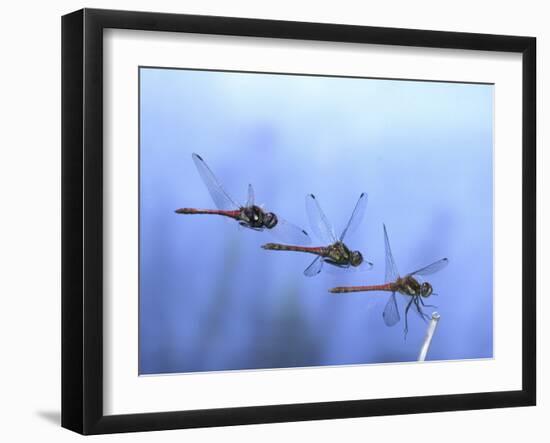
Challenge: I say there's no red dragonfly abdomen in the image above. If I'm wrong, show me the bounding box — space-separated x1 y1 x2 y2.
261 243 326 255
175 208 241 220
329 282 395 294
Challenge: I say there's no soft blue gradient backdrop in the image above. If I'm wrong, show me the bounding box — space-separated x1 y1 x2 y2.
139 68 493 375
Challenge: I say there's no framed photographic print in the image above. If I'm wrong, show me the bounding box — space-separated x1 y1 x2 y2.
61 8 536 435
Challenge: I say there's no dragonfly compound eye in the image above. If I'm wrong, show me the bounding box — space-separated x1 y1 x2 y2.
421 282 433 297
264 212 278 229
350 251 363 267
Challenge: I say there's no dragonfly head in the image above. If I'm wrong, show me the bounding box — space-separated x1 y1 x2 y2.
263 212 278 229
350 250 363 267
420 282 433 297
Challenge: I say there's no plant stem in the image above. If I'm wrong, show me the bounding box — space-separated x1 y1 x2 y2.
418 312 440 362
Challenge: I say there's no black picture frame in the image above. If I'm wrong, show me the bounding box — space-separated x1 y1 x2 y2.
62 8 536 435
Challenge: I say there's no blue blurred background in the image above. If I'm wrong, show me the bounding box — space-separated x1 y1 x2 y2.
139 67 493 375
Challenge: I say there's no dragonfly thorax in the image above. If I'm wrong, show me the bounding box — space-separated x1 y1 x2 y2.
240 205 278 229
325 242 363 267
396 276 432 298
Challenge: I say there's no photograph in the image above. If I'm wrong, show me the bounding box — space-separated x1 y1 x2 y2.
0 0 540 439
55 4 538 437
138 67 494 375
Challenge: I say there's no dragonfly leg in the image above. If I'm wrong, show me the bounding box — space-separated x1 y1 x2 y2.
403 298 414 340
419 298 437 309
415 298 431 322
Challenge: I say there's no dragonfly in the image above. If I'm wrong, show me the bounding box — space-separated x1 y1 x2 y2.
175 153 311 244
330 224 448 337
261 193 373 276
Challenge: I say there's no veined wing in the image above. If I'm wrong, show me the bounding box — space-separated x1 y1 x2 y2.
339 192 368 242
246 184 255 208
383 292 400 327
383 224 400 283
192 153 240 210
305 194 337 244
270 217 311 245
304 256 324 277
407 258 449 277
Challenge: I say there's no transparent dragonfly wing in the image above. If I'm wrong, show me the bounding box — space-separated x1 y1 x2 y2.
323 262 350 275
246 184 255 208
383 292 400 327
305 194 337 244
304 256 324 277
270 217 311 245
383 224 400 283
192 153 240 210
407 258 449 277
339 192 368 241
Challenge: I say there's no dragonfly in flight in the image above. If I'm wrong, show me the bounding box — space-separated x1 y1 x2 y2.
262 193 373 276
175 153 311 244
330 224 448 337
